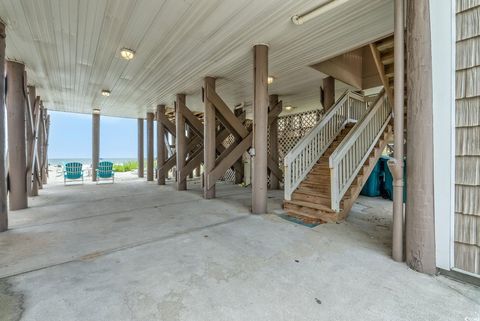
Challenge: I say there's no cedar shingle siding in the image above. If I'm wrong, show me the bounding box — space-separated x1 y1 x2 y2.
455 0 480 275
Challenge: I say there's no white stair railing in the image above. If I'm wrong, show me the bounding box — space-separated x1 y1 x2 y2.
284 90 368 201
329 90 391 211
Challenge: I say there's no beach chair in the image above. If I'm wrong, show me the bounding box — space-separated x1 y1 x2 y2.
96 161 115 184
64 162 84 185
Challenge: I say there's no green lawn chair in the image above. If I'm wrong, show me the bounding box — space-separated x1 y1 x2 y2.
96 161 115 184
64 162 84 185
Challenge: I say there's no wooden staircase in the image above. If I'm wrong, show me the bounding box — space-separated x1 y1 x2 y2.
283 123 393 224
371 35 407 118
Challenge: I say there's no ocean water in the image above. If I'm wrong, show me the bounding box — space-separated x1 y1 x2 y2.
49 158 137 166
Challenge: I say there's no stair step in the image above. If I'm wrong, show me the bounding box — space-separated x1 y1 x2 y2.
282 208 327 225
308 169 330 176
292 192 335 207
283 202 343 224
381 50 394 65
299 182 330 190
376 38 394 52
285 200 336 212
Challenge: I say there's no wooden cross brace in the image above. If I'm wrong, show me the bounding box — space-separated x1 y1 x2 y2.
204 85 282 190
175 96 205 188
157 111 177 177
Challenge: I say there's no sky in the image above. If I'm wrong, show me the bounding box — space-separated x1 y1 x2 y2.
49 111 149 159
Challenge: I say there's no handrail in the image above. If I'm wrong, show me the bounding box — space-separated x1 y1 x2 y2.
329 89 391 211
284 90 368 201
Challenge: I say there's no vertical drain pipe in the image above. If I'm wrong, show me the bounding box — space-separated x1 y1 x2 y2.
388 0 405 262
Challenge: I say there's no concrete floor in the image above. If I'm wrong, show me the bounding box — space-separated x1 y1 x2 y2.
0 173 479 321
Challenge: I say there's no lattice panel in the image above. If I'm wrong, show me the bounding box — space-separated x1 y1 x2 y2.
219 133 237 182
278 110 322 164
177 111 323 185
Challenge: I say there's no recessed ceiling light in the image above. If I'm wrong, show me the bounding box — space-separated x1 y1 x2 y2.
268 76 275 85
285 105 293 111
101 90 111 97
120 48 135 60
93 108 101 114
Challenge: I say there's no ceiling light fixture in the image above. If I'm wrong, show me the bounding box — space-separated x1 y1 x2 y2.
101 89 111 97
268 76 275 85
292 0 350 25
285 105 293 111
120 48 135 60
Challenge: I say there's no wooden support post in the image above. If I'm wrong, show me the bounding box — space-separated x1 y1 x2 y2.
156 105 166 185
204 77 216 198
37 103 44 189
252 44 269 214
137 118 144 178
146 112 154 181
26 85 34 196
268 95 280 189
6 61 28 210
27 86 40 196
204 78 254 192
322 76 335 112
43 112 49 184
405 0 436 274
92 112 100 182
176 94 187 190
0 22 7 230
42 112 50 184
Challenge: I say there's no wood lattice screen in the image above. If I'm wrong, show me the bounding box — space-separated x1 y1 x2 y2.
221 110 322 184
165 109 323 184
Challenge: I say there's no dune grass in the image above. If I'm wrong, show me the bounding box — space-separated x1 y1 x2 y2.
113 161 139 172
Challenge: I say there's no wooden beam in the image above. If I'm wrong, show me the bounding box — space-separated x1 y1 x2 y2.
137 118 144 178
175 94 187 190
252 44 269 214
206 132 252 189
233 108 245 184
405 0 435 274
205 85 249 139
157 112 176 137
177 99 204 138
204 77 217 199
156 105 166 185
146 112 155 181
268 101 282 125
180 149 204 182
92 112 100 182
267 155 282 181
0 22 7 231
160 154 176 174
323 77 335 112
30 96 41 196
268 95 280 189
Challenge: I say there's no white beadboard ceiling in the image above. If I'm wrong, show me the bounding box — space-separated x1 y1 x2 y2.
0 0 393 118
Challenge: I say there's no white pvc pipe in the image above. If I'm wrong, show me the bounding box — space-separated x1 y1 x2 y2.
391 0 405 263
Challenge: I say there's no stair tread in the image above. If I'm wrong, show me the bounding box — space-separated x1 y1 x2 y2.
285 200 336 212
283 208 327 224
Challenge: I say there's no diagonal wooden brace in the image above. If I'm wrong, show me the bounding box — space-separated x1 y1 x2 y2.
180 149 204 182
177 100 204 138
206 132 252 190
205 85 249 139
